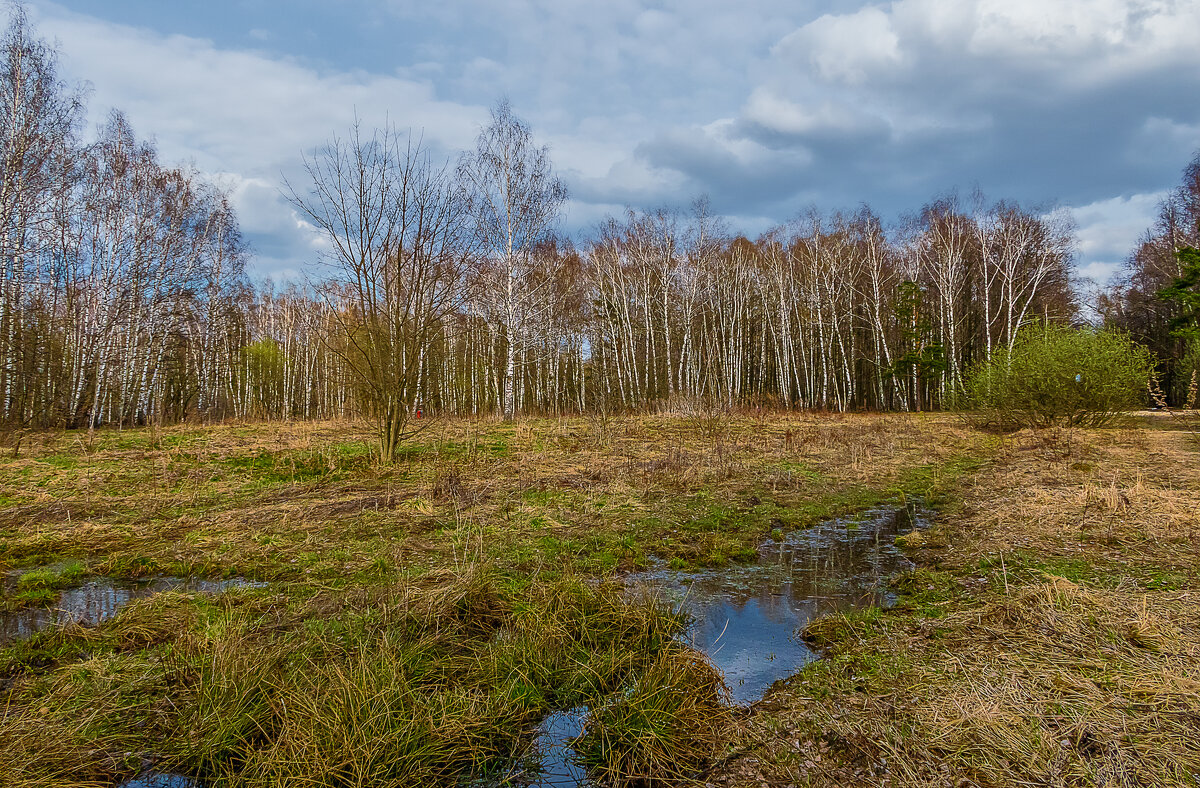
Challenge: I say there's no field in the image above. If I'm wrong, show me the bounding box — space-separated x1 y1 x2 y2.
1 412 1197 786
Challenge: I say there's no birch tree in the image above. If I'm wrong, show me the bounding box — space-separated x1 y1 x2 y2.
0 5 82 422
457 100 566 417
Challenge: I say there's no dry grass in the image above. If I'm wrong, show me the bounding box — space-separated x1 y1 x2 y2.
933 422 1200 578
0 413 989 582
0 411 1027 786
715 416 1200 787
0 570 686 787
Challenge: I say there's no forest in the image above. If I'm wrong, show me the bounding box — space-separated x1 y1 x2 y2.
3 9 1196 438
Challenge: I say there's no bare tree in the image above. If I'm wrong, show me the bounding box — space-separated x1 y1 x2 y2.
286 123 465 461
457 100 567 417
0 4 83 422
0 15 1092 428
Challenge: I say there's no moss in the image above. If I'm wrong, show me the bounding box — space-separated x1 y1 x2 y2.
16 560 87 591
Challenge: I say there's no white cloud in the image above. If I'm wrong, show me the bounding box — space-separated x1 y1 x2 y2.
962 0 1198 60
1070 191 1165 283
741 87 888 139
29 3 489 279
22 0 1199 282
41 15 486 169
1077 260 1122 284
774 7 903 86
758 0 1200 125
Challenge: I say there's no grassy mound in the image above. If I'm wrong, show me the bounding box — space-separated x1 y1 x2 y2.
578 646 734 786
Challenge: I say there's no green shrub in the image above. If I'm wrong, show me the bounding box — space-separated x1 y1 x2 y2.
962 325 1155 429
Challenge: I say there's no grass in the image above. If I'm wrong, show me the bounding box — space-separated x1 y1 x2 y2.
712 418 1200 787
2 560 89 610
1 571 687 787
7 410 1103 786
0 413 989 581
578 646 735 786
16 560 87 591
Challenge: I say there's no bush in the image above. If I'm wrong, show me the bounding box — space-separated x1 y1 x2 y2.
962 325 1155 429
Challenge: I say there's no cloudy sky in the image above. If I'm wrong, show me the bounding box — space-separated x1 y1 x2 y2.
25 0 1200 285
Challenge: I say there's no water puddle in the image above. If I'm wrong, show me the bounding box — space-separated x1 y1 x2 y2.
513 708 590 787
118 775 200 788
501 503 928 785
8 506 927 787
0 576 265 645
627 503 927 704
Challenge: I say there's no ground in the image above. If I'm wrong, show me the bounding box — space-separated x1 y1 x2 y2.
0 411 1197 786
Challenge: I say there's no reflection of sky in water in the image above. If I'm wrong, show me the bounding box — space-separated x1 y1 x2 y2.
118 775 200 788
498 506 926 786
627 505 925 704
522 708 590 787
0 577 264 644
5 508 923 788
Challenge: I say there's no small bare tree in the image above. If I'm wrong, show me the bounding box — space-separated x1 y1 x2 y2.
287 123 465 461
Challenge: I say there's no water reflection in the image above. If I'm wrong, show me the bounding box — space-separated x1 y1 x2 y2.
500 504 928 787
0 576 265 644
520 708 590 787
118 774 200 788
627 505 926 704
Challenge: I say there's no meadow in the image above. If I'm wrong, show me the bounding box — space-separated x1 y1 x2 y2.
1 411 1197 786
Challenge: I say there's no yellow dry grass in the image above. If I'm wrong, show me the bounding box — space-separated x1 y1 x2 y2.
0 413 988 581
939 422 1200 574
716 417 1200 787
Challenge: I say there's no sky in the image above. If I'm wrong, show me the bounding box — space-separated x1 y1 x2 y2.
24 0 1200 286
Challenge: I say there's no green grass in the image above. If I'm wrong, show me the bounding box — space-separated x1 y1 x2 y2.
0 572 692 787
577 646 734 784
16 560 87 591
0 415 994 582
2 560 89 612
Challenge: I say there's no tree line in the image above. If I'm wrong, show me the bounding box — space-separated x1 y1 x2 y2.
0 9 243 429
262 99 1079 460
1101 153 1200 406
15 7 1180 445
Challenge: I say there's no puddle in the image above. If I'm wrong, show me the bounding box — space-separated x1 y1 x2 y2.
0 576 266 644
518 708 590 787
118 775 200 788
498 503 928 786
9 506 926 787
627 503 928 704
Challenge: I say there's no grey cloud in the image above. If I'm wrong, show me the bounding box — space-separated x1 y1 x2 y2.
637 0 1200 228
630 127 816 215
31 0 1200 281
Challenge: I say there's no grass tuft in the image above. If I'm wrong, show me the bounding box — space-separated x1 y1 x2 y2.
0 569 717 786
578 646 735 786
